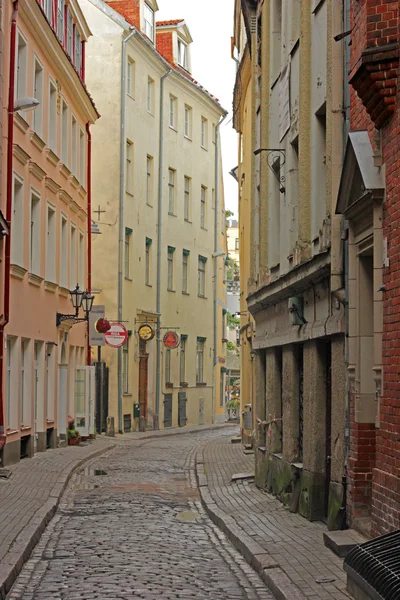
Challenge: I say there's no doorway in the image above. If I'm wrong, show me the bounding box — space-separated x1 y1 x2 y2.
324 341 332 519
58 342 68 440
138 339 148 421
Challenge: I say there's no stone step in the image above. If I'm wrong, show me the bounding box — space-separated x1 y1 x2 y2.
323 529 369 558
231 436 242 444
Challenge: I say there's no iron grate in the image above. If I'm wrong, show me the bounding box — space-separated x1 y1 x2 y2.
344 530 400 600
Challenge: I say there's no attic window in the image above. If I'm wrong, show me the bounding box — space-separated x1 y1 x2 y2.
178 39 188 70
144 3 155 42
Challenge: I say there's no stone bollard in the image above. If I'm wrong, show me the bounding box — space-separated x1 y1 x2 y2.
106 416 115 437
153 414 159 431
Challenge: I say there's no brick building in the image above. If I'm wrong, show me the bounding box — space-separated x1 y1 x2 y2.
336 0 399 536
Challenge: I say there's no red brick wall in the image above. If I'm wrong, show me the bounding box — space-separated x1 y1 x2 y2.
156 31 174 65
348 0 400 536
105 0 140 28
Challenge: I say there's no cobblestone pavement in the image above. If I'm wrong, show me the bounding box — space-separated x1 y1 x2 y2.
203 434 351 600
7 429 273 600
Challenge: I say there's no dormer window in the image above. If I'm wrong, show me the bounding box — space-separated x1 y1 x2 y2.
178 39 188 70
144 3 155 42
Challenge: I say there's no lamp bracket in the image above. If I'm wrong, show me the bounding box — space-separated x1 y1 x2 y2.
56 313 88 328
265 149 286 193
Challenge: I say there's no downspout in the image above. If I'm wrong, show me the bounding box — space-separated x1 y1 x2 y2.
212 113 227 422
155 68 173 429
86 122 92 366
117 27 136 434
0 1 19 451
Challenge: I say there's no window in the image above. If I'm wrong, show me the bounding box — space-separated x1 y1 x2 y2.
144 3 155 42
168 168 175 215
201 117 208 149
70 225 77 288
33 59 43 137
71 115 77 175
126 141 133 193
182 251 189 293
201 186 206 229
16 32 27 102
184 105 192 138
61 101 68 165
180 336 187 383
57 0 64 44
165 349 171 384
6 337 17 429
79 129 85 184
198 256 206 297
169 95 176 129
167 246 175 290
74 27 82 74
60 216 68 288
46 205 56 282
11 177 24 267
125 228 132 279
44 0 52 22
145 238 152 285
78 232 84 288
123 338 129 394
49 81 57 153
235 238 239 250
147 77 154 113
127 58 135 97
46 344 55 421
178 39 188 70
30 193 41 276
196 338 205 384
184 176 190 221
21 339 31 426
146 156 153 205
67 8 73 56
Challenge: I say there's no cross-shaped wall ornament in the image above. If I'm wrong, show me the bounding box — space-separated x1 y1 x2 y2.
94 205 106 220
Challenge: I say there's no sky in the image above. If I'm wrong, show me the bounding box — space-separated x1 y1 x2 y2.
157 0 238 218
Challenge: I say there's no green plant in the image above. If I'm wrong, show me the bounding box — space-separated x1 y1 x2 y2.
227 312 240 330
226 341 237 353
226 399 240 409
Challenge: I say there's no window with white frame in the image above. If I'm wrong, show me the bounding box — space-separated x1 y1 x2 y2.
71 115 77 176
201 117 208 149
46 205 56 283
30 192 41 276
61 101 68 165
235 238 239 250
123 338 129 393
57 0 64 44
21 339 31 426
180 336 187 383
44 0 52 22
16 32 27 102
198 256 206 297
184 105 192 138
196 338 205 384
145 238 152 285
201 186 206 229
178 39 188 70
169 95 177 129
11 177 24 267
168 168 175 214
127 58 135 97
67 8 73 56
33 59 43 137
147 77 154 113
165 348 171 384
78 231 84 288
49 81 57 153
70 225 77 287
74 27 82 74
126 141 133 193
6 337 17 429
60 216 68 288
146 156 153 205
79 129 85 184
46 344 55 421
144 3 155 42
184 176 190 221
125 228 132 279
182 250 189 293
167 246 175 290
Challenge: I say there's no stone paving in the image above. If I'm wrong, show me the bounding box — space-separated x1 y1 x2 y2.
202 433 351 600
7 429 273 600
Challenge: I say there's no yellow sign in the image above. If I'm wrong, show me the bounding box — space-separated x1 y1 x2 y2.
138 324 155 341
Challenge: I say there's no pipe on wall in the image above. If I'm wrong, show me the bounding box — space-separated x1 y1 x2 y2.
155 68 173 428
86 122 92 366
0 1 19 451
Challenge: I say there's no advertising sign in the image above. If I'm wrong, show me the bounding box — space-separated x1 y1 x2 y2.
105 322 128 349
89 305 106 346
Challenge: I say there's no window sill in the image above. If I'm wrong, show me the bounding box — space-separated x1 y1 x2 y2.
124 277 133 281
184 219 192 224
127 94 135 101
167 288 176 293
180 382 188 388
198 295 207 299
184 135 192 142
182 291 189 295
30 131 46 152
196 383 207 387
126 190 134 197
168 212 177 217
44 280 58 293
46 148 59 167
60 163 71 179
28 273 43 287
169 126 178 133
147 110 155 117
146 203 153 208
10 264 27 280
166 382 174 389
123 393 133 397
145 283 152 288
201 145 208 151
201 227 208 231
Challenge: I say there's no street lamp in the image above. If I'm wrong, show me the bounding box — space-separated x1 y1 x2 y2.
14 97 40 112
56 284 94 327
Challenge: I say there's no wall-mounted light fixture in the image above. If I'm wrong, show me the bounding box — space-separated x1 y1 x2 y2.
56 284 94 327
254 148 286 193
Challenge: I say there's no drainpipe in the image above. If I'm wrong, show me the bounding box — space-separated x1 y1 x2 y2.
117 27 136 434
155 68 173 429
0 1 19 452
212 113 228 422
86 122 92 366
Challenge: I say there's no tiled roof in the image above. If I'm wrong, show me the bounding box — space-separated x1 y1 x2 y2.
156 19 184 27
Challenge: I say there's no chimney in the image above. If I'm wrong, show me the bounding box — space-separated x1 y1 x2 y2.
105 0 140 29
156 30 174 64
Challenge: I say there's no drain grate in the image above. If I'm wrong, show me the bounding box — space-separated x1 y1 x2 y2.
93 469 107 476
344 529 400 600
0 469 11 479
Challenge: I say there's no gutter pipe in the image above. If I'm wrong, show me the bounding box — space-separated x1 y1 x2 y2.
86 122 92 366
155 68 173 428
0 1 19 451
118 27 137 434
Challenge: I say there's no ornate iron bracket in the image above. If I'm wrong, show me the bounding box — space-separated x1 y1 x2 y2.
254 148 286 193
56 309 87 328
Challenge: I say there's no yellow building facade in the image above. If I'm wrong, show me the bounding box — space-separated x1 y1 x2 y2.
81 0 227 432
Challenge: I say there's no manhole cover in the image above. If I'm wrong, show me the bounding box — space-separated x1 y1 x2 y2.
0 469 11 479
176 511 201 522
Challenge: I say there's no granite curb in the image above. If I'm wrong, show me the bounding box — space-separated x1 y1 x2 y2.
195 448 307 600
0 441 115 600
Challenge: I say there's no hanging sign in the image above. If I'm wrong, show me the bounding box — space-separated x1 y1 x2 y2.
163 331 180 349
89 305 106 346
105 322 128 348
138 323 155 341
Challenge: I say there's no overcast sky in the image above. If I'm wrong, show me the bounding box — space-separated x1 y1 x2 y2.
157 0 238 217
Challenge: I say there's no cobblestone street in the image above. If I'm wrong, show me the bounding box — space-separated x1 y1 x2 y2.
7 429 273 600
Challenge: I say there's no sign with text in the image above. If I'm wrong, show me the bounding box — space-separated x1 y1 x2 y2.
105 322 128 349
89 305 106 346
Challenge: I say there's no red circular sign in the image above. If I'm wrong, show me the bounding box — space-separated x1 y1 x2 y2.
163 331 180 349
105 322 128 348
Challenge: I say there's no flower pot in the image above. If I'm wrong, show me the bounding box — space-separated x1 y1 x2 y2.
68 437 78 446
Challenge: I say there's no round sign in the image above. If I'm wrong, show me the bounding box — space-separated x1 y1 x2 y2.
105 322 128 348
95 318 111 334
163 331 180 349
138 324 155 341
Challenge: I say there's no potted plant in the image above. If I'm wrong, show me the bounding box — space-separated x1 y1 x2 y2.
226 398 240 421
67 419 81 446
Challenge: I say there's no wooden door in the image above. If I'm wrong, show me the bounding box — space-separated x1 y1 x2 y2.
138 354 148 420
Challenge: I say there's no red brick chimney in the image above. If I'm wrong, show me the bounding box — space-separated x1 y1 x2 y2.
105 0 140 29
156 30 174 64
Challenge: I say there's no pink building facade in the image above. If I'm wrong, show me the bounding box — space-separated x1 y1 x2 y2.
0 0 98 465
